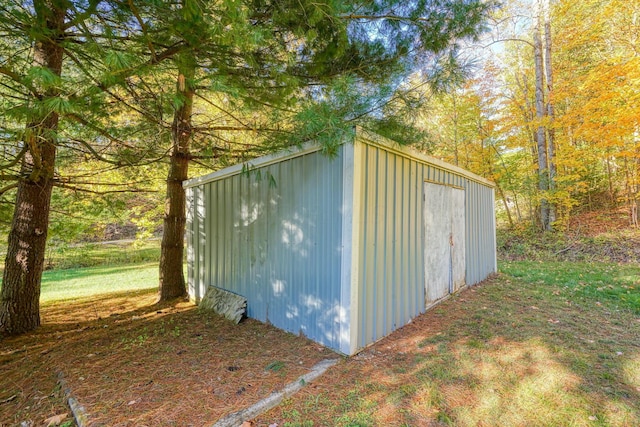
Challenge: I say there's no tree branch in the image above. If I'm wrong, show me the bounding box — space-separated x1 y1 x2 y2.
54 182 155 195
481 37 534 49
0 66 39 97
0 145 27 169
0 182 18 196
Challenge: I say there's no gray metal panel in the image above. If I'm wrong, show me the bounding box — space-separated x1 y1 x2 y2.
195 186 206 301
354 143 428 349
352 137 496 352
186 129 496 355
186 187 196 301
188 147 346 352
463 179 497 285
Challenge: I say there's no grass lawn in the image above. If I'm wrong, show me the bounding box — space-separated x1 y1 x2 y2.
41 263 158 303
1 257 639 426
257 261 640 426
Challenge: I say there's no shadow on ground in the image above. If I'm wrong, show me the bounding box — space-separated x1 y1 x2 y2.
256 274 640 426
0 289 333 426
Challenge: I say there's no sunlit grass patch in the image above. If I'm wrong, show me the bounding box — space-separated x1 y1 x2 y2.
261 263 640 427
500 261 640 313
623 355 640 392
41 263 158 303
44 239 161 270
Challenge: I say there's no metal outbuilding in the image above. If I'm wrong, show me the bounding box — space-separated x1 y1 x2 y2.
184 128 497 355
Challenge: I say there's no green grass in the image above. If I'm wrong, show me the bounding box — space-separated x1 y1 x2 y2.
263 261 640 426
0 239 161 278
0 239 162 303
43 239 161 270
41 263 159 303
500 261 640 313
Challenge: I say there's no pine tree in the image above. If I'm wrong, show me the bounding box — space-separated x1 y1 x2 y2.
143 0 499 301
0 0 496 332
0 0 179 334
0 0 66 334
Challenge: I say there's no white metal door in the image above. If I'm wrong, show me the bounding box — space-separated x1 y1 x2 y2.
424 182 466 306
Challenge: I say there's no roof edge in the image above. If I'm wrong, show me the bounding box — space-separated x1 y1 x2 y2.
183 127 495 189
183 142 323 189
355 126 495 188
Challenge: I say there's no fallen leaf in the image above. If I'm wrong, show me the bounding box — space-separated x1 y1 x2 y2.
128 400 137 405
44 413 67 427
240 422 253 427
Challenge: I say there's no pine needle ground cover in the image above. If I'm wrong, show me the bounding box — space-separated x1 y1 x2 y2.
0 287 331 426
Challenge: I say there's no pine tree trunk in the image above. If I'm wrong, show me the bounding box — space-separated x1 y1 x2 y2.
158 59 195 301
0 2 64 335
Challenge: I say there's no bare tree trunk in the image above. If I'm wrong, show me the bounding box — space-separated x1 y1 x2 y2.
608 156 616 206
513 192 523 221
452 93 460 166
543 3 557 225
0 2 65 335
158 58 195 301
496 183 514 228
631 155 638 227
534 14 550 231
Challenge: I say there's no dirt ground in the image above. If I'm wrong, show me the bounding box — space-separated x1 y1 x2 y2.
0 290 333 426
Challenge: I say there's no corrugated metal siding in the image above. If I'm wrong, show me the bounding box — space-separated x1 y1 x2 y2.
354 143 427 349
186 186 207 302
352 136 496 351
187 148 347 352
463 178 497 285
186 129 496 355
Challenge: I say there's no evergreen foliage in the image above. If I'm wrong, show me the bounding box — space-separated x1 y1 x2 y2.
0 0 496 333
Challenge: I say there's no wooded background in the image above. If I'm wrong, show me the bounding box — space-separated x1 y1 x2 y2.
0 0 638 335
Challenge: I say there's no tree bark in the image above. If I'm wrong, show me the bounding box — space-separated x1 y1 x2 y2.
158 58 195 301
452 93 460 166
534 14 550 231
544 0 557 225
496 183 514 228
0 1 65 335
